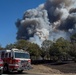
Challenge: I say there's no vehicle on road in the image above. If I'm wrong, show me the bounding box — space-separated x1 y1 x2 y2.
0 48 32 73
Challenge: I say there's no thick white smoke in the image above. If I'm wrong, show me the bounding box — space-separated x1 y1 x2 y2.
16 0 76 45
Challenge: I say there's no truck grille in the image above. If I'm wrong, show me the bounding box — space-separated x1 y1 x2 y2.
18 60 32 70
21 60 28 66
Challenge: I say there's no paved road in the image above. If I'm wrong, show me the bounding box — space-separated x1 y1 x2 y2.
2 74 43 75
1 72 75 75
1 72 44 75
2 74 76 75
2 73 76 75
1 72 76 75
2 74 42 75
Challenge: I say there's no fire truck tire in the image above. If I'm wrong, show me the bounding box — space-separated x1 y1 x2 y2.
3 65 9 73
18 70 23 73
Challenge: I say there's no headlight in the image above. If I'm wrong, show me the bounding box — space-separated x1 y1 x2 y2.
0 67 3 69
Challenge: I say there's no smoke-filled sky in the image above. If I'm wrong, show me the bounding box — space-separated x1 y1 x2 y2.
0 0 46 47
16 0 76 46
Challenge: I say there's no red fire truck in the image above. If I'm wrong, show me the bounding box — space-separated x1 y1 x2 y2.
0 48 32 73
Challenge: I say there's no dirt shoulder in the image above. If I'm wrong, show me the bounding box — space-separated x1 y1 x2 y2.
26 61 76 74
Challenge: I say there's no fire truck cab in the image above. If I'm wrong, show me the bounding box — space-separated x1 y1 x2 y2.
0 48 31 73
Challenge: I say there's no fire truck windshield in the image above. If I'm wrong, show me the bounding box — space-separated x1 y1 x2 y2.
15 52 30 59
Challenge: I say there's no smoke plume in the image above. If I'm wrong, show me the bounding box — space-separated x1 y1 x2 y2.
16 0 76 45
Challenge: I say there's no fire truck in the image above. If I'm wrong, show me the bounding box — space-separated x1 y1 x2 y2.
0 48 31 73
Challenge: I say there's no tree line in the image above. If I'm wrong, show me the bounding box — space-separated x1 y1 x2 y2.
0 33 76 62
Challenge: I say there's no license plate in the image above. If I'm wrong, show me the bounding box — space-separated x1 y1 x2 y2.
22 61 27 66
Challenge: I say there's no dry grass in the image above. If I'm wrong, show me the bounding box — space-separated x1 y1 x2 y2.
26 61 76 74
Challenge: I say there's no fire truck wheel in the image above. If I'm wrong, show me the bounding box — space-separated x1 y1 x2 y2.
18 70 23 73
3 65 9 73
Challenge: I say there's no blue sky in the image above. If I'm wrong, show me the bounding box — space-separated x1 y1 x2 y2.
0 0 46 47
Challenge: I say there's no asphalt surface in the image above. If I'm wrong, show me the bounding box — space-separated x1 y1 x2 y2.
1 72 44 75
1 74 43 75
2 74 76 75
1 72 76 75
2 74 42 75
